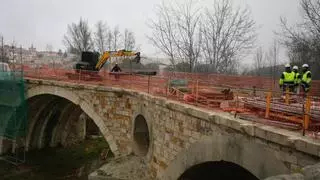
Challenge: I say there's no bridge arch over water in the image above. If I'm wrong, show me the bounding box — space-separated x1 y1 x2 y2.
161 135 292 180
26 85 120 155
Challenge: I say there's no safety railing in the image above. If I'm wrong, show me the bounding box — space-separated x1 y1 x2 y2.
17 66 320 138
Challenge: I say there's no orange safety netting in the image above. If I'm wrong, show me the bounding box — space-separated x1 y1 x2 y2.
13 64 320 137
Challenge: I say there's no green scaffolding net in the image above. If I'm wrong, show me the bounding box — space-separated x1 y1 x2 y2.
0 71 27 139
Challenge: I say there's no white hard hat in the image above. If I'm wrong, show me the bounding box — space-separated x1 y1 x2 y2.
285 64 291 68
302 64 309 68
293 66 298 70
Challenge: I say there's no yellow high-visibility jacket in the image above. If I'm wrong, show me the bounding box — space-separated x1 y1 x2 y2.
302 71 312 85
279 71 295 85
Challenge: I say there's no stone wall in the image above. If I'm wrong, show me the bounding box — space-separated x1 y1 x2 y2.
25 79 320 180
81 90 135 155
139 96 320 179
264 163 320 180
61 112 87 147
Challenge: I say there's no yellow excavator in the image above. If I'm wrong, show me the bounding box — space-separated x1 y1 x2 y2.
75 50 140 72
68 50 155 80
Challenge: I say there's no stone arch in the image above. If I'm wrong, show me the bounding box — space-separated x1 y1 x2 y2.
132 114 150 156
37 98 67 149
160 134 290 180
25 96 56 151
27 85 120 156
27 96 61 150
178 161 258 180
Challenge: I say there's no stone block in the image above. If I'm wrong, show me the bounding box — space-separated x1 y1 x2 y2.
157 160 168 170
171 136 179 144
189 137 197 144
109 142 118 152
264 173 304 180
275 150 298 165
191 131 201 139
302 163 320 180
294 139 319 157
186 108 210 120
255 126 291 147
165 133 170 141
183 129 191 137
240 124 255 136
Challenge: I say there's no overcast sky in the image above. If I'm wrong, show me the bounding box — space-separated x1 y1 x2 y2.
0 0 301 63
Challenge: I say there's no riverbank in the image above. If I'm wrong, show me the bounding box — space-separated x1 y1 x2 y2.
0 137 112 180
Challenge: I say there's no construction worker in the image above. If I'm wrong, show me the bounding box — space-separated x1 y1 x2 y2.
111 63 121 72
111 63 122 80
301 64 312 94
279 64 295 93
292 65 301 94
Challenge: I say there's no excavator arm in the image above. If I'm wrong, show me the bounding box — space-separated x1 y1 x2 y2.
95 50 140 70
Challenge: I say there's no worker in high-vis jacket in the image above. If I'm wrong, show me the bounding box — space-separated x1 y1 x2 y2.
292 65 301 94
279 64 295 92
300 64 312 94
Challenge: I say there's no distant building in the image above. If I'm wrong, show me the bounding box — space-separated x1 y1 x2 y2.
28 44 37 57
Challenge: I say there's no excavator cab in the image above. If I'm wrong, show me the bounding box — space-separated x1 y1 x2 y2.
74 51 100 72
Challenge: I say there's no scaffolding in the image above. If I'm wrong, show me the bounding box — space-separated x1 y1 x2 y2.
0 70 27 165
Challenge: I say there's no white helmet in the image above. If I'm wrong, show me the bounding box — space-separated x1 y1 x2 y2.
302 64 309 68
285 64 291 68
293 66 298 70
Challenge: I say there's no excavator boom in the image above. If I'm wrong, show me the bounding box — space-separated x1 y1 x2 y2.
95 50 140 70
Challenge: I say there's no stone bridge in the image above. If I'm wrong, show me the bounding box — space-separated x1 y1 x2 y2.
4 79 320 179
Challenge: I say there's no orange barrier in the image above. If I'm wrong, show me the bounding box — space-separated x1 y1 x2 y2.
160 71 320 96
19 66 320 137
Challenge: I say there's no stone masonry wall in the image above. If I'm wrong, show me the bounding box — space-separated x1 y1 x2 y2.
80 90 135 154
26 80 320 180
138 94 320 179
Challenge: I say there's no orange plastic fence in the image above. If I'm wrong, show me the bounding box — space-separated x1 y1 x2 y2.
17 65 320 136
160 71 320 96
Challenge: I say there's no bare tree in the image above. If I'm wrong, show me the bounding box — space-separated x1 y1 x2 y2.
112 26 121 51
148 0 202 72
279 0 320 79
123 28 136 51
63 18 93 55
253 47 265 76
172 0 202 72
106 31 113 51
147 1 177 68
94 21 108 53
266 39 280 85
301 0 320 38
201 0 256 73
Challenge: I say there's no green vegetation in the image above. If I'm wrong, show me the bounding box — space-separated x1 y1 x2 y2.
0 138 112 180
